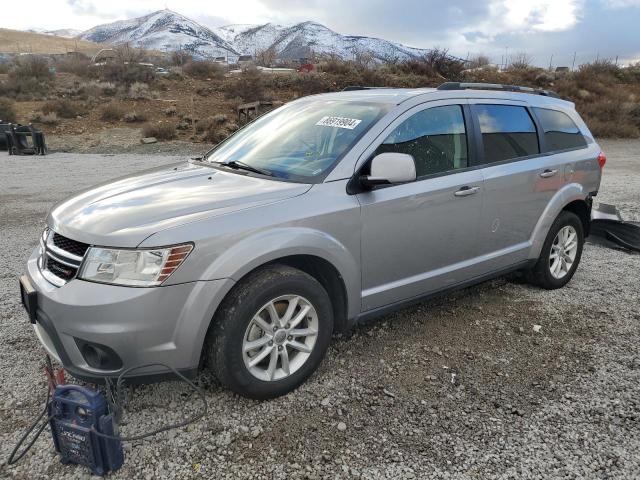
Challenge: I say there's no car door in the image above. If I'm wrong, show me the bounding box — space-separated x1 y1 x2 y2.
469 101 565 269
357 101 485 311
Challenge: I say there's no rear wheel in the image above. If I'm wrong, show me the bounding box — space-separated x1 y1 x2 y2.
207 264 333 399
527 211 584 289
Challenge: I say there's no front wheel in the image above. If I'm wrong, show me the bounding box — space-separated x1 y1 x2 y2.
207 264 333 399
526 210 584 289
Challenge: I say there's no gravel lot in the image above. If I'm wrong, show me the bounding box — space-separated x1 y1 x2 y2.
1 140 639 479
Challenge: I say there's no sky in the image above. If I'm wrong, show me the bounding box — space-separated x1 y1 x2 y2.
2 0 639 66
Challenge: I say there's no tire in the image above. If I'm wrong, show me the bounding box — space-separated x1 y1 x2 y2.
526 210 584 289
207 264 333 399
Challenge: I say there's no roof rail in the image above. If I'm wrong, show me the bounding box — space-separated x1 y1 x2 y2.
341 86 393 92
437 82 561 99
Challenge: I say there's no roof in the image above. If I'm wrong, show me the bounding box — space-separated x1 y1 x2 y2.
304 88 436 104
300 86 574 109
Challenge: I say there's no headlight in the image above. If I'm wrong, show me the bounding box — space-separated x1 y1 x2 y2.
78 244 193 287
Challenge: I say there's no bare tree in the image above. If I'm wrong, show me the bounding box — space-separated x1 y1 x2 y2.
115 43 145 64
255 46 277 67
467 54 491 69
508 52 534 70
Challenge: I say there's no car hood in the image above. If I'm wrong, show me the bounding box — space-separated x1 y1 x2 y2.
47 161 311 247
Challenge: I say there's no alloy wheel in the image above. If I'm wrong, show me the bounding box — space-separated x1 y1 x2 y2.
242 295 319 381
549 225 578 279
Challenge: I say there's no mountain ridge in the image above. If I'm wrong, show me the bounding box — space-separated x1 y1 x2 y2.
78 9 430 61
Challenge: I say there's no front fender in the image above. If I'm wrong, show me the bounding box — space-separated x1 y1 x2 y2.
529 182 590 259
201 227 361 319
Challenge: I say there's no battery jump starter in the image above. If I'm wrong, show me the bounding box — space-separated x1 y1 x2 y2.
8 358 208 475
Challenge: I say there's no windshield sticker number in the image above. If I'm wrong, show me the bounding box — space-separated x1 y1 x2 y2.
316 116 362 130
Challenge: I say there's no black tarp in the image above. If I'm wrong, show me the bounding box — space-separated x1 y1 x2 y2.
589 203 640 253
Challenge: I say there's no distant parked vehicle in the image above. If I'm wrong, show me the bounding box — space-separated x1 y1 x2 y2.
21 82 603 399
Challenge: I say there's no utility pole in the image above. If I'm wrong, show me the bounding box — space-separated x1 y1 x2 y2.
549 54 553 70
572 51 576 71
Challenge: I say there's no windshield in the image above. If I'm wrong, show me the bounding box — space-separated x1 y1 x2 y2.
205 100 389 182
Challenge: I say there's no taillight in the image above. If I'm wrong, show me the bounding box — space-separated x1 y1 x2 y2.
597 152 607 168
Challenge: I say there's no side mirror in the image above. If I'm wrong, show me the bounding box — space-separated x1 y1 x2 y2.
361 152 416 188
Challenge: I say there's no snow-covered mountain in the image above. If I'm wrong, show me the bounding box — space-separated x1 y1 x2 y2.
26 28 83 38
76 9 429 61
221 22 429 61
80 9 239 58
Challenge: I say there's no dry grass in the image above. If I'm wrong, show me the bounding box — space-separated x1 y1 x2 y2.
100 104 124 122
142 122 177 140
123 111 147 123
31 111 59 125
0 28 100 55
42 99 85 119
183 60 224 80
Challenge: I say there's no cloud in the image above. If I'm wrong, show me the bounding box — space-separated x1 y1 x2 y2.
602 0 640 7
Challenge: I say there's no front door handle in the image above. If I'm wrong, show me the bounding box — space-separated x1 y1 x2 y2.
539 169 558 178
454 186 480 197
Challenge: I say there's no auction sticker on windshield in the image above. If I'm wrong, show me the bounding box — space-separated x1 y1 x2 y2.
316 116 362 130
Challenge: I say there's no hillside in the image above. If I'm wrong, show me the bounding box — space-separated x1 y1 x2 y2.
80 9 238 59
78 9 430 61
0 28 100 55
225 21 429 61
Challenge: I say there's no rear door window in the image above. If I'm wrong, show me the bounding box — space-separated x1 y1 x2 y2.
375 105 468 177
475 104 539 163
533 107 587 151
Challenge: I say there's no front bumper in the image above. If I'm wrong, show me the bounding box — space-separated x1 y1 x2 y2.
25 247 234 382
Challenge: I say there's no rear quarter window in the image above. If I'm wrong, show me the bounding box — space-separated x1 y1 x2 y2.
475 104 539 163
533 107 587 151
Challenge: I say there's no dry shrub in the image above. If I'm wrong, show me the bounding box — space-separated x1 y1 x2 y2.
196 114 238 143
171 51 193 67
95 63 155 86
128 82 152 100
32 112 59 125
223 66 265 101
123 112 147 123
42 99 85 119
142 122 177 140
78 81 117 98
0 56 54 98
183 61 224 80
55 57 92 77
0 98 17 123
164 106 177 116
10 56 53 82
100 104 123 122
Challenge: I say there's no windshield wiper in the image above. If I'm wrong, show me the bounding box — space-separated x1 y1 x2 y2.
219 160 273 177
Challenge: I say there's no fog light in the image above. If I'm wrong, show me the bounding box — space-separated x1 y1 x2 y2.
75 339 123 370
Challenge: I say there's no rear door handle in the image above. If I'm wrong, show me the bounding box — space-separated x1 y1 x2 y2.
539 169 558 178
454 186 480 197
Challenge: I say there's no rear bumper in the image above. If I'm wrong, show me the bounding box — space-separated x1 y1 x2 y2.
25 247 234 382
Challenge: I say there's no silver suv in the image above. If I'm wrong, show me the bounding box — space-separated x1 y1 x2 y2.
20 83 604 399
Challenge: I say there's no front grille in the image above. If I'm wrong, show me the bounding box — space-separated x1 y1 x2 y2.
52 233 89 257
40 229 89 286
46 257 77 281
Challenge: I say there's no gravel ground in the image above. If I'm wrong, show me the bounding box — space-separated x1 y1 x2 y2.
0 140 639 479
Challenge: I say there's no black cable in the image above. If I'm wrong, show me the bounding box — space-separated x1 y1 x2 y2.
7 361 208 465
7 388 52 465
92 362 208 442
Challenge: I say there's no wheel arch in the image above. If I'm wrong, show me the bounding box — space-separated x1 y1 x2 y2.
529 183 591 259
562 198 592 237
